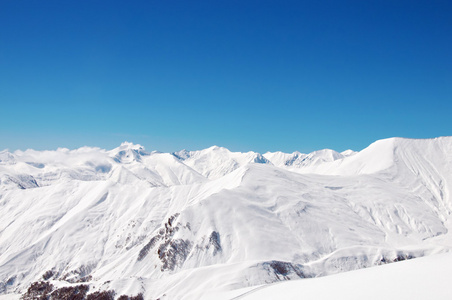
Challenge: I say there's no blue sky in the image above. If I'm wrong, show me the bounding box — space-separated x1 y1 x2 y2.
1 0 451 153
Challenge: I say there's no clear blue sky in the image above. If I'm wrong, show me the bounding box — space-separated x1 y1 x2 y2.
1 0 451 153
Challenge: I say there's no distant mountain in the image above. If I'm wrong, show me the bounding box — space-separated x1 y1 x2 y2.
0 137 451 299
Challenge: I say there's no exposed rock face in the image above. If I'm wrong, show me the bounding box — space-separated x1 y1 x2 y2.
137 213 193 271
207 231 222 255
137 235 161 262
117 294 144 300
20 282 142 300
86 290 115 300
158 238 193 272
21 281 54 300
265 261 307 280
50 285 89 300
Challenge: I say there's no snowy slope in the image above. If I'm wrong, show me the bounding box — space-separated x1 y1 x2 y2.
0 137 451 299
227 252 452 300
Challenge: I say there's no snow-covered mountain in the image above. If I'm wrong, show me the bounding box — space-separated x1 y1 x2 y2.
0 137 451 299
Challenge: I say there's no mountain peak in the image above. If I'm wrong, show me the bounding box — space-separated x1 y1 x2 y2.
0 150 15 165
205 145 229 152
110 142 149 163
118 141 145 151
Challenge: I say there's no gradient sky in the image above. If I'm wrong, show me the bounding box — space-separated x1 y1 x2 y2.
1 0 451 153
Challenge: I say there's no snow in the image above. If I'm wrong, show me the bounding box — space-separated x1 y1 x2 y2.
0 137 451 299
230 252 452 300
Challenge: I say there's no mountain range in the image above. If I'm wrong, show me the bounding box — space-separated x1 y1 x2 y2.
0 137 451 299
